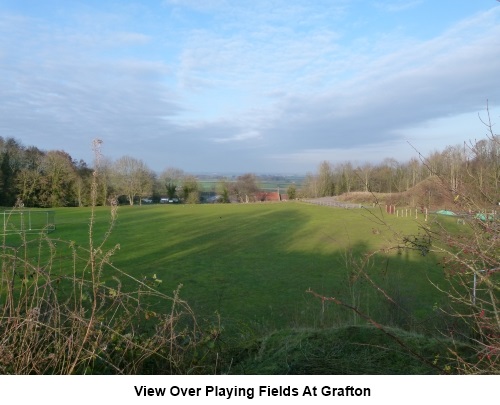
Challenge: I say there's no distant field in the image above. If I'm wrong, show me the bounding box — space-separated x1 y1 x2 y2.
197 176 304 192
5 202 450 336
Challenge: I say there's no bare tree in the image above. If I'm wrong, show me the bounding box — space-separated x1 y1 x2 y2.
112 156 153 205
231 173 259 203
300 172 319 198
96 156 114 206
356 163 373 192
317 160 335 197
337 161 354 194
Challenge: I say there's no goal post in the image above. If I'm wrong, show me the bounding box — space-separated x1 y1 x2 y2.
1 210 56 235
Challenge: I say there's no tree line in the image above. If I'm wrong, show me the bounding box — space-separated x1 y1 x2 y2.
299 136 499 207
0 137 266 207
0 133 498 208
0 138 92 207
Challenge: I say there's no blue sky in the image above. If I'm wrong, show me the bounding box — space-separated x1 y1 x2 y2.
1 0 499 174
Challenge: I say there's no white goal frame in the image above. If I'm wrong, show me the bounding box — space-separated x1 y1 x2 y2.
1 210 56 235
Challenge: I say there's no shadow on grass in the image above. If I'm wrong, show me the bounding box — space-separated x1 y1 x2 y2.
11 204 475 374
69 205 454 340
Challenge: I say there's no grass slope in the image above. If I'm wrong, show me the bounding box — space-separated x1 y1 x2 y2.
227 325 475 375
3 202 481 374
41 202 446 338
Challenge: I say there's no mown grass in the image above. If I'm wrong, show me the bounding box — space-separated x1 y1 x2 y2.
2 202 485 374
16 202 447 338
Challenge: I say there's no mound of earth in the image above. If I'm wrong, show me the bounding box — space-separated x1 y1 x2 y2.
336 176 455 209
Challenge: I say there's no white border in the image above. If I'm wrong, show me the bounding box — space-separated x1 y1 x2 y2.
1 375 497 405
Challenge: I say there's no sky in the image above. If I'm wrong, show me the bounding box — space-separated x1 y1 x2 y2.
1 0 499 174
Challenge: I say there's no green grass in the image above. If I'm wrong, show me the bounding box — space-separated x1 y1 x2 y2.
14 202 447 339
3 202 484 374
225 325 476 374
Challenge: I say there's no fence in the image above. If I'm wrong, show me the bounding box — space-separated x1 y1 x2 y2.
384 205 428 220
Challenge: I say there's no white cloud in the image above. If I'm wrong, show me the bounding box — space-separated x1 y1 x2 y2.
1 2 499 173
212 130 261 143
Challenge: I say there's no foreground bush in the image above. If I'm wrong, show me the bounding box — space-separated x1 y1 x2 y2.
0 140 218 374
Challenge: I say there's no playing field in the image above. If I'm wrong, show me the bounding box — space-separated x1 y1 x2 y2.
12 202 448 336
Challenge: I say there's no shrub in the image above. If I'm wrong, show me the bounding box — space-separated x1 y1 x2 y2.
0 140 217 374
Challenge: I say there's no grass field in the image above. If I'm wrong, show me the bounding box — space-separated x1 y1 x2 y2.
197 177 304 192
3 201 486 374
6 202 448 338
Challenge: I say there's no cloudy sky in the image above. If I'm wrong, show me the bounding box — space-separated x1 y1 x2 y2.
1 0 499 174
